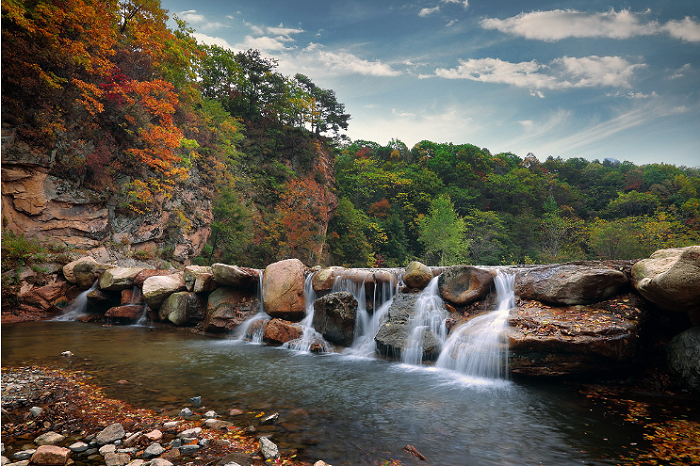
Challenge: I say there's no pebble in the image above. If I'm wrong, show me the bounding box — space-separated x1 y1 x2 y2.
96 423 125 446
177 428 201 439
29 407 43 418
144 430 162 442
143 443 164 459
12 451 35 461
68 442 88 453
148 458 174 466
204 410 217 418
178 408 192 418
99 444 116 455
178 444 199 455
34 432 65 446
258 437 279 461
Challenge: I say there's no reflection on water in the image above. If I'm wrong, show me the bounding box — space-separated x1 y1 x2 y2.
2 322 642 465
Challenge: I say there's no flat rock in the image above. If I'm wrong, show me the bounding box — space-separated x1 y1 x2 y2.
31 446 71 466
34 432 65 446
95 423 125 446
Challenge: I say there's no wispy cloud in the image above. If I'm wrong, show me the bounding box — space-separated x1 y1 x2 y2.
280 43 402 78
480 9 700 42
419 6 441 17
176 9 227 30
419 0 469 18
191 32 235 50
431 55 645 90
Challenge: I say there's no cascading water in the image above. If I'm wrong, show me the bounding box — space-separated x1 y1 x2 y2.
436 270 515 380
53 280 99 321
283 273 330 353
402 276 448 366
234 273 269 343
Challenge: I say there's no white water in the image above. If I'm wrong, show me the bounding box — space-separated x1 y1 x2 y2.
52 280 99 321
234 272 269 343
436 271 515 380
402 276 448 365
283 273 330 353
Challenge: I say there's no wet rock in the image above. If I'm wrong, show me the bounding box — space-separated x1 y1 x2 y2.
142 443 164 459
311 266 346 292
68 442 88 453
29 407 43 417
132 270 175 287
178 428 202 439
374 293 419 358
31 445 71 466
211 264 260 288
258 437 279 461
95 423 125 446
204 410 216 418
158 292 205 326
632 246 700 313
667 326 700 392
203 287 259 333
99 267 145 292
178 408 193 418
438 266 495 305
312 292 357 346
142 273 186 310
12 450 35 461
204 419 234 430
34 432 65 446
261 413 279 425
262 319 303 345
262 259 306 321
515 263 629 305
63 257 105 288
404 261 433 290
179 444 200 455
105 304 143 321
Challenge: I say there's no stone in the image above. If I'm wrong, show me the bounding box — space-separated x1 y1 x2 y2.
262 318 303 345
258 437 279 461
125 460 145 466
103 452 131 466
142 443 164 459
148 458 173 466
632 246 700 313
177 428 201 438
68 442 88 453
438 266 495 305
34 432 65 446
144 430 162 442
313 462 332 466
204 410 217 418
99 267 146 291
203 287 259 333
211 264 260 288
63 257 98 285
29 407 43 417
403 261 433 290
99 445 116 455
203 419 233 430
159 450 181 461
95 423 125 446
178 444 199 455
312 292 357 346
262 259 306 321
30 446 71 466
178 408 193 418
132 270 175 287
261 413 279 425
183 266 213 292
374 293 420 358
667 326 700 391
105 305 143 321
158 292 206 326
515 263 629 305
162 421 179 430
311 266 346 292
12 451 35 461
142 273 186 310
17 281 70 312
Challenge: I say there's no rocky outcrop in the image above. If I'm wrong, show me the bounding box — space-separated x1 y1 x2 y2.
203 287 259 333
98 267 145 291
515 263 629 305
666 326 700 391
403 261 433 290
632 246 700 314
312 291 357 346
438 266 495 305
262 259 306 321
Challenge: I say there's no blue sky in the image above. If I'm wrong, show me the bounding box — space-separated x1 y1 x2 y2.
161 0 700 167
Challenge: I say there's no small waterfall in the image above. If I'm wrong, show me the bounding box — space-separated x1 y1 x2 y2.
234 272 269 343
129 286 150 327
436 271 515 380
283 273 330 353
53 280 99 321
402 276 448 366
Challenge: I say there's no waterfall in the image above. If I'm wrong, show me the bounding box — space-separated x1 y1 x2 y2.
402 276 448 366
53 280 99 321
283 273 330 353
129 286 150 327
234 272 269 343
435 271 515 380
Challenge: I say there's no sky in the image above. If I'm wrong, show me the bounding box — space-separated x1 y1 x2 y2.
160 0 700 167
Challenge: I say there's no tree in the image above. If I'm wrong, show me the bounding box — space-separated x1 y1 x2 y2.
328 198 373 267
207 187 252 264
418 194 470 266
294 73 350 138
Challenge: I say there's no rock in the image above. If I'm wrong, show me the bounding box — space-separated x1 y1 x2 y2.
30 446 71 466
404 261 433 290
12 450 35 461
132 270 175 287
262 318 303 345
204 419 233 430
374 293 419 358
183 266 214 292
258 437 279 461
311 266 346 292
159 449 180 462
68 442 88 453
162 421 179 430
211 264 260 288
95 423 125 446
204 410 217 418
17 281 70 312
29 406 43 417
63 257 98 286
144 430 162 442
313 462 332 466
148 459 173 466
99 445 116 456
515 264 629 305
142 443 164 459
123 432 143 447
507 294 644 376
178 428 202 439
34 432 65 446
667 326 700 391
203 287 260 333
158 292 206 326
120 288 143 305
438 266 495 305
125 460 145 466
632 246 700 313
103 452 131 466
99 267 146 291
178 444 199 455
312 292 357 346
262 259 306 321
142 273 186 310
261 413 279 425
178 408 193 418
105 305 144 321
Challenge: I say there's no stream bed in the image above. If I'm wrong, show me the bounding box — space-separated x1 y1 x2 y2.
0 321 690 465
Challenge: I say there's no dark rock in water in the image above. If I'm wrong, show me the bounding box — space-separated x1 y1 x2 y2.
105 304 143 321
158 292 206 326
258 436 279 460
203 287 259 333
666 326 700 392
438 266 495 305
312 291 357 346
374 293 418 358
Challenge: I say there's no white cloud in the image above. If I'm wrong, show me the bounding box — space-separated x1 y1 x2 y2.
191 32 235 50
279 44 402 78
432 55 644 90
669 63 693 79
178 9 206 24
267 24 305 37
663 17 700 42
419 6 440 17
442 0 469 8
239 35 291 52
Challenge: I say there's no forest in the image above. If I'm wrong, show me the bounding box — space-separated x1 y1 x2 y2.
2 0 699 268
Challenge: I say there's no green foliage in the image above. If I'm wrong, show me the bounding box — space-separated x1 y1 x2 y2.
418 194 470 266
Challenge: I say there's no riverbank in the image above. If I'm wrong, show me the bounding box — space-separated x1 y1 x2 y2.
1 366 345 466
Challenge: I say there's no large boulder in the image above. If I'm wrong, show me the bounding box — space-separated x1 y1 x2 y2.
133 269 176 287
158 292 206 326
438 266 495 305
262 259 306 321
203 287 259 333
63 257 102 287
263 318 303 345
142 273 186 310
98 267 145 291
311 266 346 292
632 246 700 313
104 304 143 321
183 266 214 292
515 263 628 305
312 291 357 346
374 293 419 358
666 326 700 392
211 263 260 288
403 261 433 290
507 294 645 376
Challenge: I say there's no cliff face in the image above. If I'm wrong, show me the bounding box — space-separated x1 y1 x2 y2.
1 131 212 261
